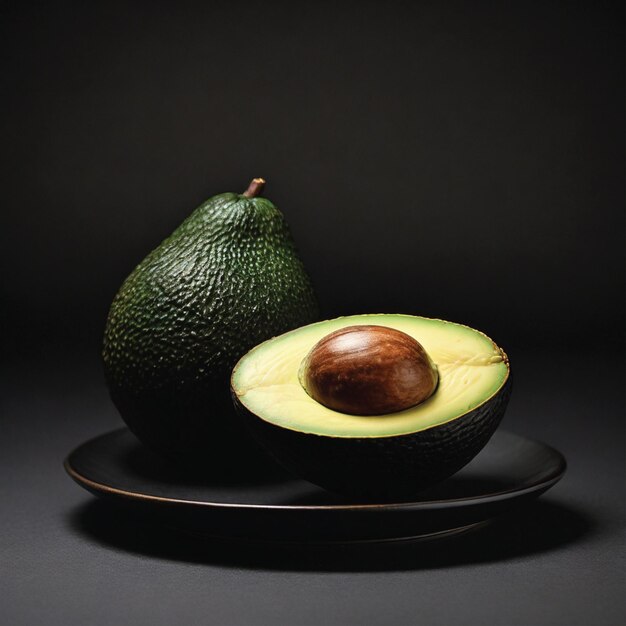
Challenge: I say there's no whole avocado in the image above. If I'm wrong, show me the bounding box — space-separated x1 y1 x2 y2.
103 178 318 467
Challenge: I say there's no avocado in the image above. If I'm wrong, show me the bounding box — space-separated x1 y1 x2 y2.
103 178 318 467
231 314 511 499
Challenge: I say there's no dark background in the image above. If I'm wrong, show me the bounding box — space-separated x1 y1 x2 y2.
1 2 624 625
2 0 624 359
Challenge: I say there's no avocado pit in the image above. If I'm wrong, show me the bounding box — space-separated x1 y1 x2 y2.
298 325 438 415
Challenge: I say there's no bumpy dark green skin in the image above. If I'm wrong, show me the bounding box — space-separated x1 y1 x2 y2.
103 191 318 467
235 376 512 500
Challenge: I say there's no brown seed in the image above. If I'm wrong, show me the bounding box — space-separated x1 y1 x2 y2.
298 325 438 415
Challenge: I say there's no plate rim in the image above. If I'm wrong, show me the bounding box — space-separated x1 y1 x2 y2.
64 428 567 512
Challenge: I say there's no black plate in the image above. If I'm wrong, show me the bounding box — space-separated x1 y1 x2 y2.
65 428 566 543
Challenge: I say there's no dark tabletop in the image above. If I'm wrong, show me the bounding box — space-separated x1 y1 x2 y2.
1 349 623 626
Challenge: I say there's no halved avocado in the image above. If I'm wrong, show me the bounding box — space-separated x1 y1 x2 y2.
231 314 511 500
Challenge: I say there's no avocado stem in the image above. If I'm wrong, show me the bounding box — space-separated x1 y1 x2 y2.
243 178 266 198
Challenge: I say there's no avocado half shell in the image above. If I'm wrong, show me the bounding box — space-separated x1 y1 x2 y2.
231 314 512 501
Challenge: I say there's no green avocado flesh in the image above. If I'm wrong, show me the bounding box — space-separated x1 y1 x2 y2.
232 314 509 438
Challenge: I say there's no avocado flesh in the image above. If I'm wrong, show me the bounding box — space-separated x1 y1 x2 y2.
103 184 318 467
232 314 511 499
232 314 508 437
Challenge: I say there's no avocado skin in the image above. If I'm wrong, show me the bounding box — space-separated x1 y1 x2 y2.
103 191 318 467
234 376 512 500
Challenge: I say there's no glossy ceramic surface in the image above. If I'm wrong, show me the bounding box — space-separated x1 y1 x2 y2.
65 428 566 543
